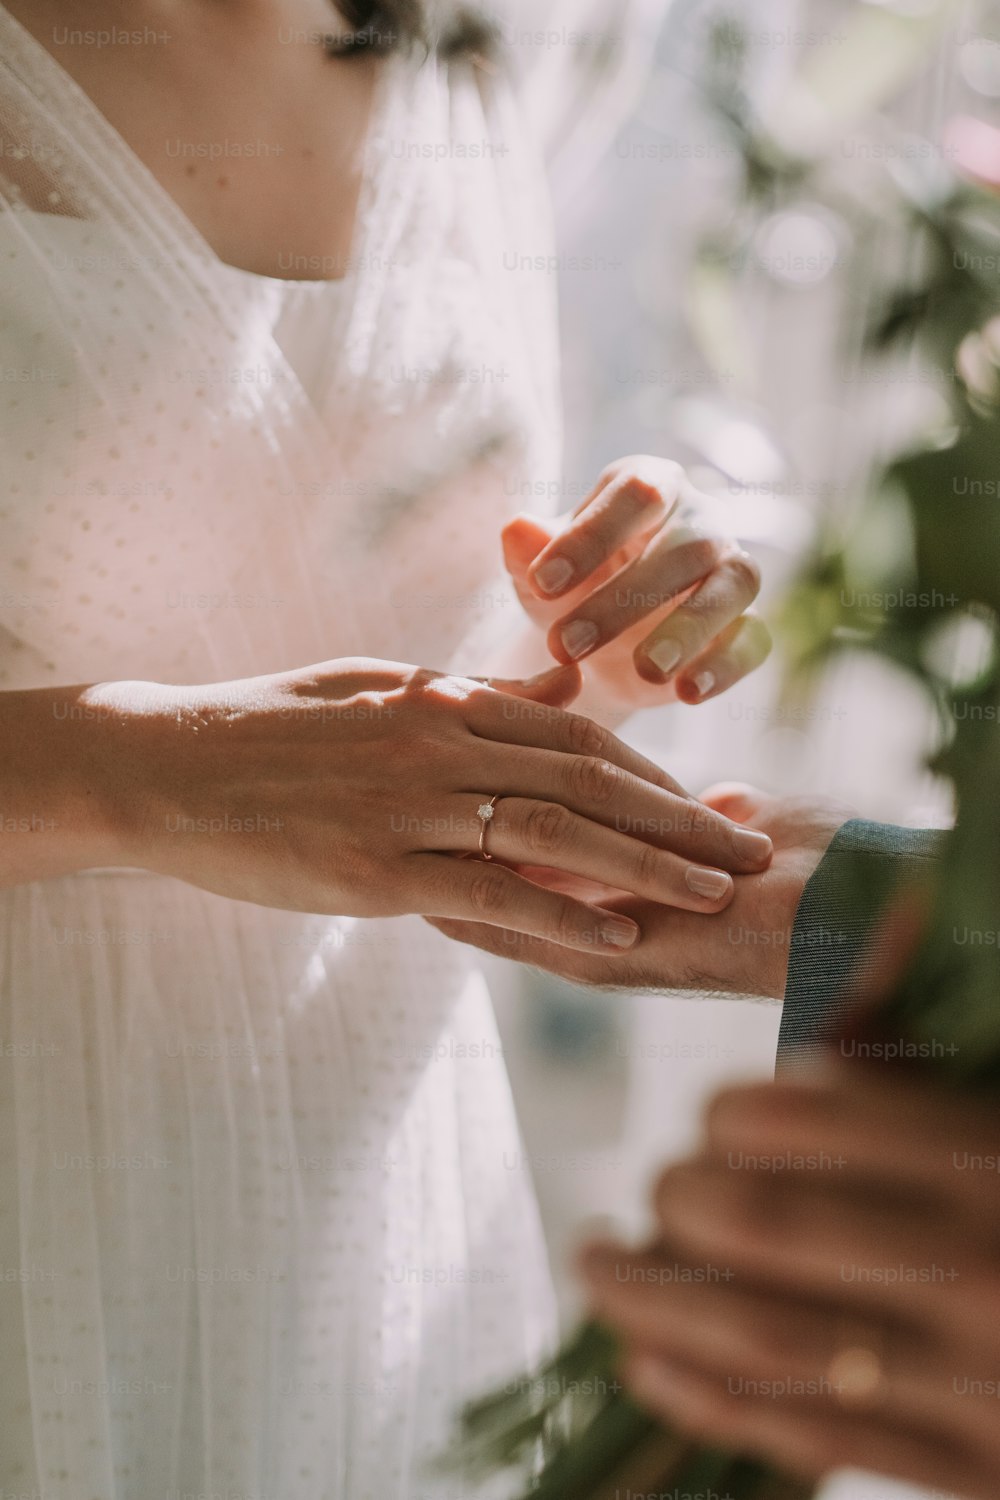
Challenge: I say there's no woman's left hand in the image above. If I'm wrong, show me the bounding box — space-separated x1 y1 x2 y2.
579 1066 1000 1500
504 455 771 711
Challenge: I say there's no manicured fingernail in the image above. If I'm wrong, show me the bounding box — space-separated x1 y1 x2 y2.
684 866 732 901
561 619 599 660
732 827 773 861
646 638 682 676
690 670 715 699
533 556 574 595
601 917 639 949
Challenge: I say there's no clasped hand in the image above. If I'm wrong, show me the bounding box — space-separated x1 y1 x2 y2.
92 657 772 943
505 454 771 710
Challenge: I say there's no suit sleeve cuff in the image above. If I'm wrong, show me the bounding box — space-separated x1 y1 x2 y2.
776 819 946 1075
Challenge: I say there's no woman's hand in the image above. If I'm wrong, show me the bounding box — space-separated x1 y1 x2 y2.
580 1066 1000 1500
428 784 849 997
82 658 774 945
503 456 771 713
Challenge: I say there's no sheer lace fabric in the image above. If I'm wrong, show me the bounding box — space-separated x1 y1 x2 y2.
0 5 582 1495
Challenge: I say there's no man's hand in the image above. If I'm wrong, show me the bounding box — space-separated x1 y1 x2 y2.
503 456 771 714
579 1066 1000 1500
427 784 851 998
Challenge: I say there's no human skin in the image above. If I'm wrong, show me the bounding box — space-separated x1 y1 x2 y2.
580 1065 1000 1500
500 456 771 721
3 2 769 712
0 0 771 924
571 114 1000 1500
428 784 851 997
0 663 777 943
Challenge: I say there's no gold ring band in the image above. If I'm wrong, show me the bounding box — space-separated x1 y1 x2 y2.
477 796 499 861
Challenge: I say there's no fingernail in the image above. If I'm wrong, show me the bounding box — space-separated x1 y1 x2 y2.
561 619 599 660
732 827 773 861
690 670 715 699
601 917 639 949
684 866 732 901
533 556 574 596
646 638 682 677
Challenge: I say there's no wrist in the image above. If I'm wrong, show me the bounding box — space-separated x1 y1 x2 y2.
69 679 192 870
729 853 828 1001
0 681 164 881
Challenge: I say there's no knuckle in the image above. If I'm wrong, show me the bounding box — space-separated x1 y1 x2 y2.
549 897 583 950
679 607 713 656
681 534 725 576
523 801 573 857
727 548 762 600
564 712 608 761
620 472 664 512
568 753 619 807
631 838 664 891
466 867 510 921
399 730 443 769
654 1163 685 1219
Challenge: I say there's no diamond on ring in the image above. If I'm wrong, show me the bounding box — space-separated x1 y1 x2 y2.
477 796 499 860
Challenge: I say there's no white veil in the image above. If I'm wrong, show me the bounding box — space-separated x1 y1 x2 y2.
0 6 669 1497
0 0 617 692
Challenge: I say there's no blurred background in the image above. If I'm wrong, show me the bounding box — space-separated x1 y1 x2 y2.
486 3 999 1497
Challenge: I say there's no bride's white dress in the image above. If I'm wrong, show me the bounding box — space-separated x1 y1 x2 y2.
0 5 625 1494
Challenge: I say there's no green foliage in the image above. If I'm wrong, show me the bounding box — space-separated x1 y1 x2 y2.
443 5 1000 1495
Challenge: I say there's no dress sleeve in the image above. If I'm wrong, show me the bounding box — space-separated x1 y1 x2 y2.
776 820 948 1075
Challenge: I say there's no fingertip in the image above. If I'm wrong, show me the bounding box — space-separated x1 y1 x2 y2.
545 622 572 664
530 554 575 598
676 669 717 704
622 473 667 514
731 826 773 866
502 514 551 571
684 866 734 906
633 644 679 685
703 1081 772 1137
599 913 640 950
575 1238 625 1284
528 661 584 706
551 618 600 664
489 661 582 706
501 510 538 541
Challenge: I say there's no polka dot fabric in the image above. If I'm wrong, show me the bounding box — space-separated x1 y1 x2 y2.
0 6 569 1497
